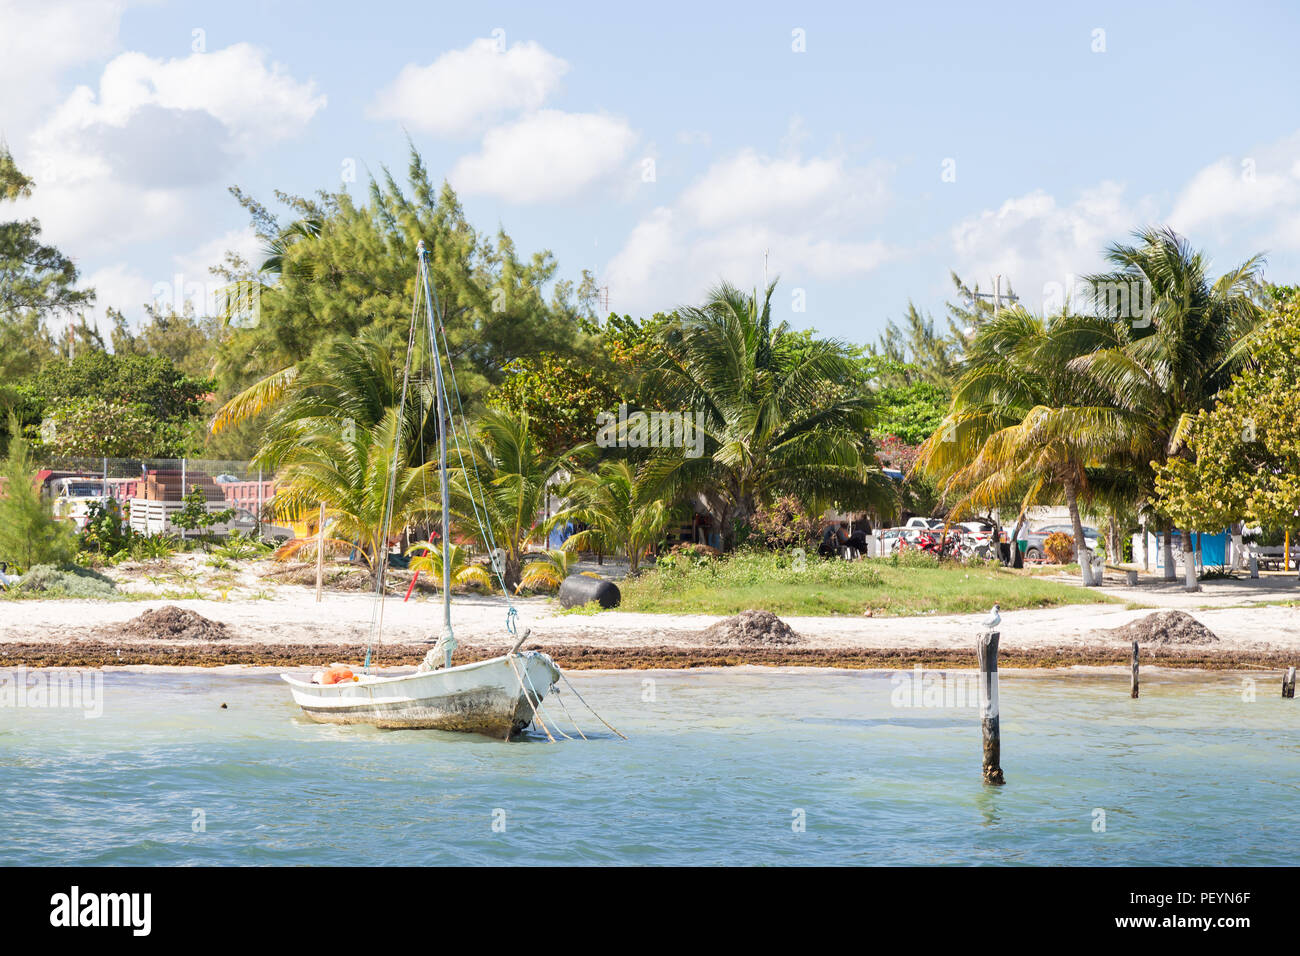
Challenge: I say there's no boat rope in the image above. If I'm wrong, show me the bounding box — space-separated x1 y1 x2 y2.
523 666 571 740
415 244 519 640
550 683 588 741
363 262 423 672
559 672 628 740
415 246 457 663
507 655 555 742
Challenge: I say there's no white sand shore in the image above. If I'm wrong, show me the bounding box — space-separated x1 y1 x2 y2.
3 571 1300 654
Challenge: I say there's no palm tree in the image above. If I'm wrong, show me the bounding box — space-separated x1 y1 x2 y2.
265 408 441 582
1073 227 1264 584
405 541 493 591
447 408 579 592
563 458 683 574
517 548 580 592
643 280 894 549
916 307 1124 584
212 325 430 443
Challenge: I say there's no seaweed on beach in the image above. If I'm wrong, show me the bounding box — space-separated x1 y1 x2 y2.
116 606 231 642
699 609 802 646
1099 610 1220 646
1 639 1290 671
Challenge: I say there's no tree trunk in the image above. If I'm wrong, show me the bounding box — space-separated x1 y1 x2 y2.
1162 524 1175 580
1183 530 1198 591
504 551 522 594
1064 479 1094 586
1008 511 1026 569
1231 521 1244 571
1108 513 1120 565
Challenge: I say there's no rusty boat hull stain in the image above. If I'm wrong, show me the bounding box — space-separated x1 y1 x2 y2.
281 651 561 739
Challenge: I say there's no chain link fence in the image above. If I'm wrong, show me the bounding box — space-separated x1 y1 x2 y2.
38 457 286 539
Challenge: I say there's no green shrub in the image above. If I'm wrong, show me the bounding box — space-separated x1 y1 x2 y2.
130 535 179 561
0 427 76 572
883 549 940 569
79 499 136 556
170 486 235 537
14 564 118 598
212 530 271 560
649 549 882 593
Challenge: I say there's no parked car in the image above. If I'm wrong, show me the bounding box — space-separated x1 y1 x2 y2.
1021 523 1101 563
902 517 945 531
224 508 294 544
879 528 906 554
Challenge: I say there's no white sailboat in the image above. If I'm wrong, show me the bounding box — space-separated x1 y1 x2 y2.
281 644 562 738
282 240 564 739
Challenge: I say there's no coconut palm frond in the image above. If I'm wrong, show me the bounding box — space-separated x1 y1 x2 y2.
210 366 299 435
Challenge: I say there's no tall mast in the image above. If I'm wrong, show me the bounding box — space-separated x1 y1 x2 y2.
416 240 454 668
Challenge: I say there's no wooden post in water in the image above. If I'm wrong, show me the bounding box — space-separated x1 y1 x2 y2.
1130 641 1140 698
1283 667 1295 699
315 501 326 603
977 631 1005 785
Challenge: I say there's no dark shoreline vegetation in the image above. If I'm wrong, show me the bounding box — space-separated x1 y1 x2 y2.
1 640 1288 671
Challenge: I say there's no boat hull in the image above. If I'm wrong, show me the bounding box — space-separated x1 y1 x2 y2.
281 652 561 738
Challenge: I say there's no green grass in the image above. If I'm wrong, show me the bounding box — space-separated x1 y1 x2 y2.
612 551 1122 617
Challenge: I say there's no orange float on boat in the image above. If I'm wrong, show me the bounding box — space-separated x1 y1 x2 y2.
321 665 355 685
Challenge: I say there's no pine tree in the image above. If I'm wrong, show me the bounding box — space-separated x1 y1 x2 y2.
0 426 75 571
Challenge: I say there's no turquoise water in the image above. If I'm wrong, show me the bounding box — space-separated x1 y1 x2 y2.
0 667 1295 865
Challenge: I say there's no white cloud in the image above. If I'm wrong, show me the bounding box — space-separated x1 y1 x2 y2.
450 110 637 203
14 43 324 252
678 149 886 229
33 43 325 158
1168 133 1300 251
79 226 264 333
947 131 1300 315
948 181 1156 312
370 39 568 137
0 0 128 137
605 146 895 315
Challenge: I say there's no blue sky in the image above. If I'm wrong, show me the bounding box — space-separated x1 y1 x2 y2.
6 0 1300 346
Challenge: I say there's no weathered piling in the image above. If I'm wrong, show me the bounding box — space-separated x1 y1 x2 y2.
1284 667 1295 699
315 501 325 603
977 631 1005 785
1130 641 1140 698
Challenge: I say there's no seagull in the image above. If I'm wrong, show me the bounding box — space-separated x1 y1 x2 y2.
981 604 1001 631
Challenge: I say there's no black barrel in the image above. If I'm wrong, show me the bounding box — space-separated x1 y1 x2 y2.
558 574 621 609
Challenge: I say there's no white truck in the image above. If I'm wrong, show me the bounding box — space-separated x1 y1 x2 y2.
48 477 111 530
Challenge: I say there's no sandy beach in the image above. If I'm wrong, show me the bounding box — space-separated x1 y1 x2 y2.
4 569 1300 669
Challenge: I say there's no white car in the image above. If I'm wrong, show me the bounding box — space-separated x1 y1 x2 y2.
879 528 906 554
901 517 945 531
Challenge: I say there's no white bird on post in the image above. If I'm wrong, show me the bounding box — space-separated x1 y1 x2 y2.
981 603 1001 632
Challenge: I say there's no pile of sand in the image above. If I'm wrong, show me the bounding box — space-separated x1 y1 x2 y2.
119 606 231 642
1104 610 1220 646
700 609 801 647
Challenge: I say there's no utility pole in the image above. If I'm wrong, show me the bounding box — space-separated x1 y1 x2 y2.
968 274 1020 315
